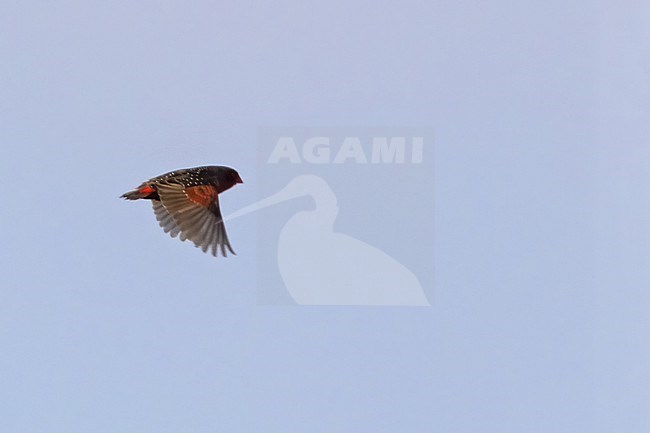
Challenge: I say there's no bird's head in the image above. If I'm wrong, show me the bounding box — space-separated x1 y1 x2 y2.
228 168 244 185
213 166 243 193
217 166 242 183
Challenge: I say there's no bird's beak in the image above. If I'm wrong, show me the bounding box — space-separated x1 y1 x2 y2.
236 175 243 184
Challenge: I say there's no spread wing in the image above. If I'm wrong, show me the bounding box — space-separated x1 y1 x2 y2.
152 181 235 257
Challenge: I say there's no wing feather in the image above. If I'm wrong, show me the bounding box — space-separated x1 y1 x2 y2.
153 182 236 257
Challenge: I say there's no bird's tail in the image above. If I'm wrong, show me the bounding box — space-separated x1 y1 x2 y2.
121 184 157 200
121 190 142 200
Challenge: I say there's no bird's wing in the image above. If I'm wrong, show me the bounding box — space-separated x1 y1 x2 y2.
154 181 235 257
152 200 182 238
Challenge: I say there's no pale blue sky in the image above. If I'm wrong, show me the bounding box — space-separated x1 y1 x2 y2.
1 1 649 432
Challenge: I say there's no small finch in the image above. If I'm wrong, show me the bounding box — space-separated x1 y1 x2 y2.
121 165 243 257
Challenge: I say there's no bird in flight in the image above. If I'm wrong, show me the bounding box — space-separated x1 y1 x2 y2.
121 165 243 257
